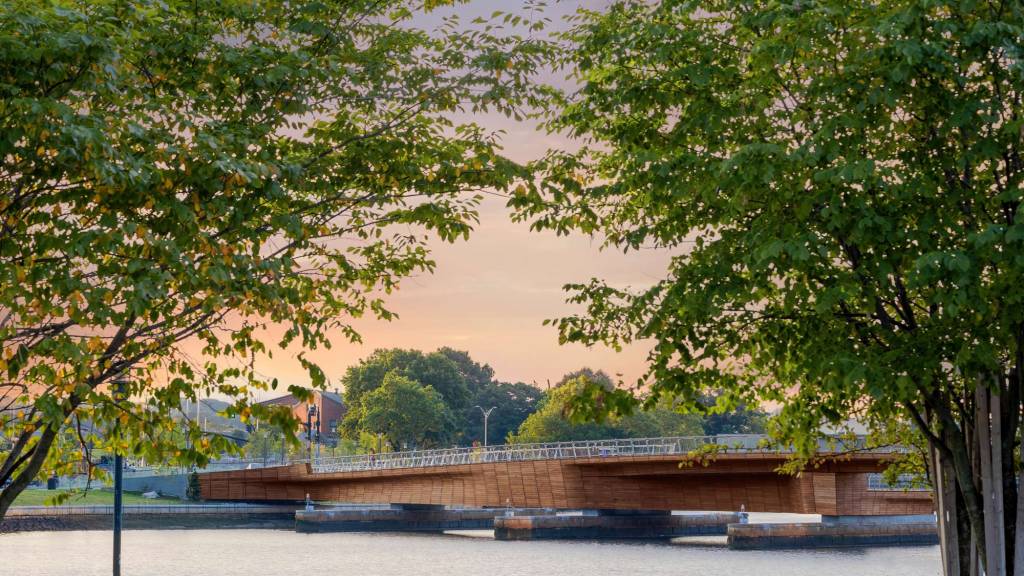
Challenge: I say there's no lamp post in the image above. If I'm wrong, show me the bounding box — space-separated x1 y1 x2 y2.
111 376 129 576
474 405 496 447
306 402 319 461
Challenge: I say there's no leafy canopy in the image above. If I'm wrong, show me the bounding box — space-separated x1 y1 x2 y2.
0 0 552 514
340 348 470 443
361 372 447 450
510 369 703 444
512 0 1024 457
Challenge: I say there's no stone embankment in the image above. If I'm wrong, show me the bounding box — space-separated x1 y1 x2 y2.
727 516 939 549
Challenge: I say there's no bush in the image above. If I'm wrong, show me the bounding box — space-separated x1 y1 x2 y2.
185 472 202 502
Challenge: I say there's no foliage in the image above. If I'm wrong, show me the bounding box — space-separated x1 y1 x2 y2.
357 430 392 454
438 347 496 396
341 347 543 446
697 394 768 436
243 427 305 461
512 0 1024 571
509 382 620 444
435 347 542 444
465 380 544 445
0 0 553 519
340 348 470 442
185 471 201 502
509 369 702 443
617 404 704 439
360 373 447 449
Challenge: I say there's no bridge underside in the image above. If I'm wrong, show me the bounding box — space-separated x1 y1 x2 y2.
200 453 932 516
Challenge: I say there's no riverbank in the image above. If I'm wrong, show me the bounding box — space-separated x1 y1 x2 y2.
11 488 184 507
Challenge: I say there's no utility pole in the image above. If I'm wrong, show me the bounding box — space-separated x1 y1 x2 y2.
474 406 496 447
111 376 129 576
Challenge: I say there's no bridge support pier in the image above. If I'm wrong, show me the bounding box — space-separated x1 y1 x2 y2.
296 505 511 533
494 510 739 541
727 514 939 549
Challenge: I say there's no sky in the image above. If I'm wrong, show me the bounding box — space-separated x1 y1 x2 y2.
252 0 673 398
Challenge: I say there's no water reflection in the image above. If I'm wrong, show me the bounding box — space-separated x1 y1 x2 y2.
3 528 939 576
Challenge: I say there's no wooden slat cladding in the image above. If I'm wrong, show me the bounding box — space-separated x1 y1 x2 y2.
199 453 932 515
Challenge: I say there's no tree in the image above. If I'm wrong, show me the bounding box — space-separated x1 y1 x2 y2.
185 472 201 502
466 380 544 445
340 348 470 442
512 2 1023 573
439 347 496 396
509 382 620 444
361 373 446 450
435 347 543 444
618 404 704 439
0 0 551 520
341 349 470 413
697 394 768 436
509 368 702 443
243 427 305 461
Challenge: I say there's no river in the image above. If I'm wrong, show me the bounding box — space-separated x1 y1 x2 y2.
1 527 938 576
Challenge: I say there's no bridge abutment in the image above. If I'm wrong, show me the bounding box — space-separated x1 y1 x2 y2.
727 514 939 549
494 511 739 541
295 505 555 533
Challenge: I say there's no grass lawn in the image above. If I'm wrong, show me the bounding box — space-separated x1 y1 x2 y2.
12 489 184 507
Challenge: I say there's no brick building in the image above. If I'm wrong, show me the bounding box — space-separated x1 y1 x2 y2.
259 389 346 439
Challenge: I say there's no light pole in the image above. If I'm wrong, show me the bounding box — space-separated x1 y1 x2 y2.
111 375 129 576
474 405 496 447
306 402 320 461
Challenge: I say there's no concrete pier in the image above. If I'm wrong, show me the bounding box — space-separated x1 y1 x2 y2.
295 504 527 533
494 511 739 541
727 515 938 549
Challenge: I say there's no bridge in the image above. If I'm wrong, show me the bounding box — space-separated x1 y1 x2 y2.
199 435 932 517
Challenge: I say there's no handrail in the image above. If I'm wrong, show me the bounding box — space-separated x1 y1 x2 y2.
309 434 899 474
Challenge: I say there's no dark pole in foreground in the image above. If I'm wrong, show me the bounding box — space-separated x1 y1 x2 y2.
112 376 128 576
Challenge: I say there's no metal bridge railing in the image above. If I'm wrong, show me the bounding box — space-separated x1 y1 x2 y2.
867 473 930 492
309 434 894 474
55 435 900 480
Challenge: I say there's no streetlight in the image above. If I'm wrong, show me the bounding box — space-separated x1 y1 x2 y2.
474 406 496 447
306 402 320 461
111 375 129 576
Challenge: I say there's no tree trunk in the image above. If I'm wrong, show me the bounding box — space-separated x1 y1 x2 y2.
933 444 963 575
0 424 59 521
978 384 1006 576
1015 428 1024 576
925 373 1024 576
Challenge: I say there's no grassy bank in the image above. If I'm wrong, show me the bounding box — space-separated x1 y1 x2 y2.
12 489 184 507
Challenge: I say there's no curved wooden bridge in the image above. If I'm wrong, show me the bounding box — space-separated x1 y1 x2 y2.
199 435 933 516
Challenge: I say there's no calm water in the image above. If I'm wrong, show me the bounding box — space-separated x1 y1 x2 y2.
2 528 939 576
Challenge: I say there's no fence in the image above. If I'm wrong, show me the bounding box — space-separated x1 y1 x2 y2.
867 473 929 492
53 434 903 481
311 434 897 474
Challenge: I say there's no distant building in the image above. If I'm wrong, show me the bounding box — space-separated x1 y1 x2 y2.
259 389 346 438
